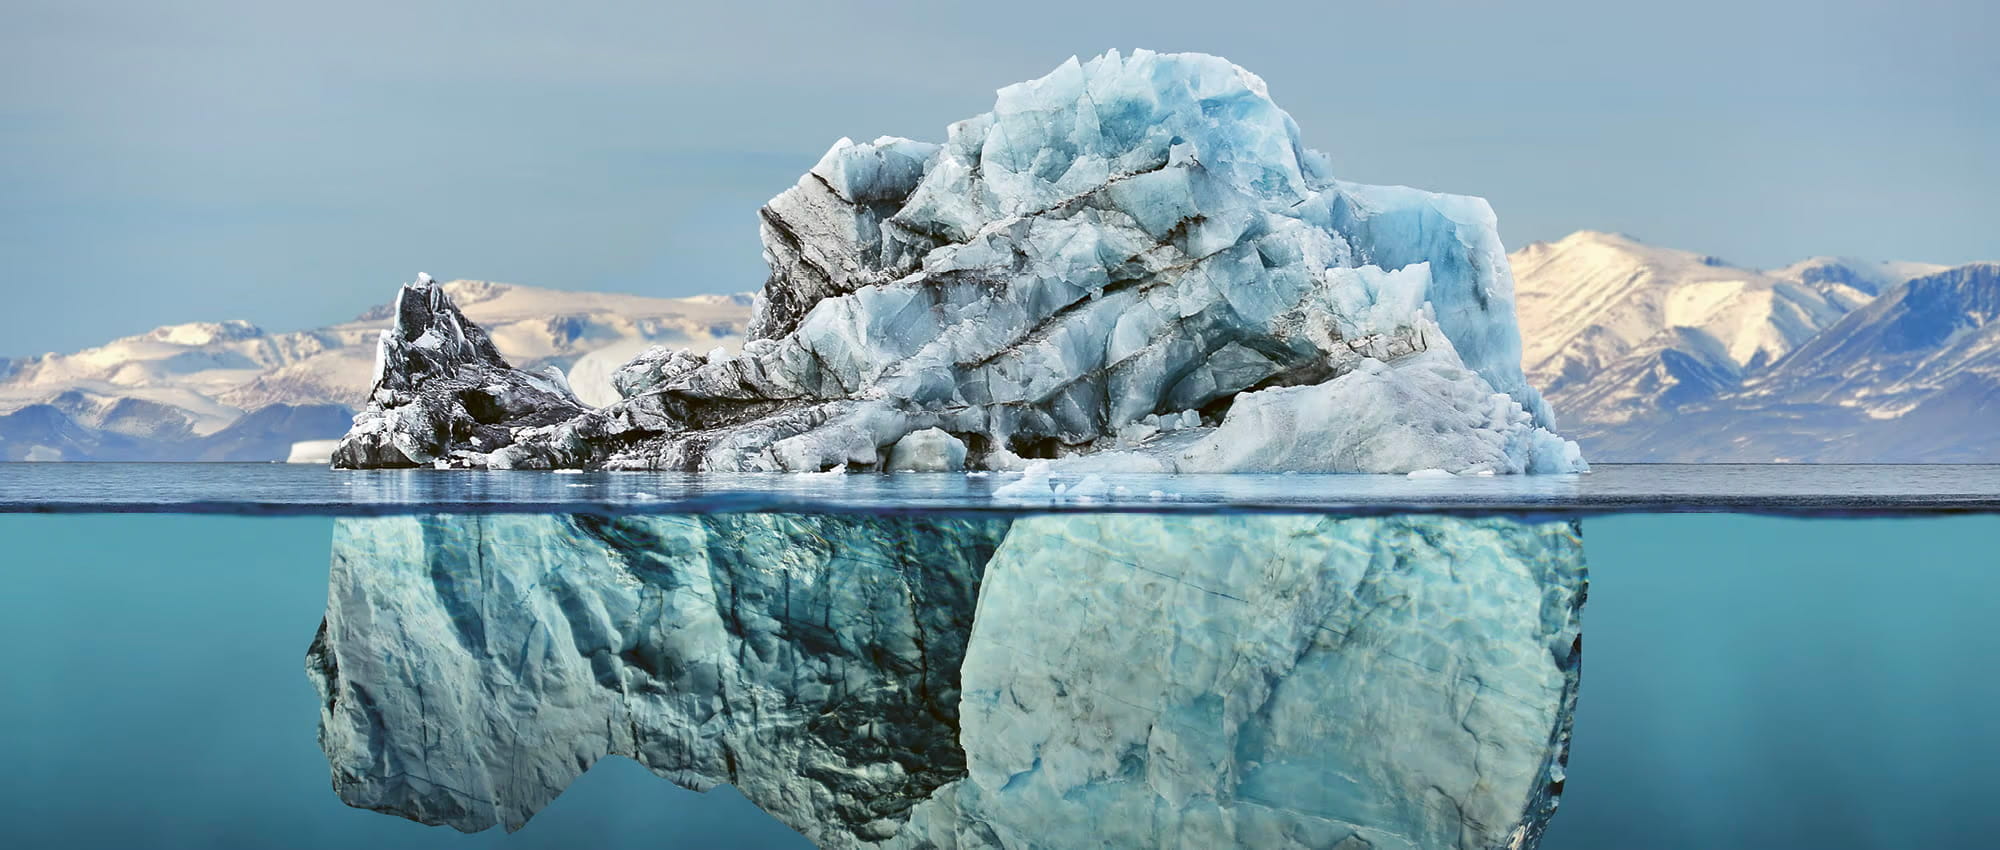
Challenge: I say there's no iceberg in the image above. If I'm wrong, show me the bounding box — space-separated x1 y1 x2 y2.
309 512 1586 848
309 513 1004 840
332 280 589 468
334 50 1582 474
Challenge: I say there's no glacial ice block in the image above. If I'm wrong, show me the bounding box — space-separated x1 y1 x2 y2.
307 513 1006 842
309 512 1585 848
333 49 1583 473
331 279 588 468
897 515 1585 850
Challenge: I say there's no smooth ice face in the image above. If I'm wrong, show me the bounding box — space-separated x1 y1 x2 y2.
333 50 1583 474
310 512 1586 849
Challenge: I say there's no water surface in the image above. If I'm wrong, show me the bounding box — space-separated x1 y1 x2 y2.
6 463 2000 515
2 466 1995 849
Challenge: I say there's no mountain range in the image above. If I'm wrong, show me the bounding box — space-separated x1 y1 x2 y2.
5 233 1995 463
0 281 749 461
1514 231 1999 461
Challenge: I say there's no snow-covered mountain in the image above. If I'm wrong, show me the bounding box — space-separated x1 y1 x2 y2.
1510 231 2000 461
0 280 750 461
1512 231 1944 428
1580 263 2000 461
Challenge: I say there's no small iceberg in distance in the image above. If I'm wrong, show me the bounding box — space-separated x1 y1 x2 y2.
332 50 1583 475
284 439 340 464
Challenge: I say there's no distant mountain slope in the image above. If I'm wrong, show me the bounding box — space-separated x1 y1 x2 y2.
0 404 157 461
1771 255 1949 301
1508 230 1998 462
1585 263 2000 462
0 280 751 461
1510 231 1944 432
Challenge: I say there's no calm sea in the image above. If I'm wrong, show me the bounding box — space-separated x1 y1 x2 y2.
2 464 1994 849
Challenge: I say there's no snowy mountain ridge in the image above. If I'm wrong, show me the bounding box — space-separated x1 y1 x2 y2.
1512 230 1946 428
1509 231 2000 460
0 281 750 461
1582 262 2000 461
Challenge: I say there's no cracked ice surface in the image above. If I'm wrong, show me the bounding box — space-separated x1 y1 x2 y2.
332 50 1583 474
309 513 1584 848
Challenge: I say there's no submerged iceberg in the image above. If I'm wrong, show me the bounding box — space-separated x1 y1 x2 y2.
334 50 1583 473
309 512 1586 848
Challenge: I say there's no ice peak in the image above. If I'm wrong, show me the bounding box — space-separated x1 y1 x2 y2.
965 49 1321 215
415 272 434 286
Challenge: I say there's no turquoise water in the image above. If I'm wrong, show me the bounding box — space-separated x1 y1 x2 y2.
0 515 811 850
3 511 1996 848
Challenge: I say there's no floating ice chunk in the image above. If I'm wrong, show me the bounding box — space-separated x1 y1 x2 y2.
285 439 340 464
991 463 1057 500
1406 468 1455 479
1065 474 1109 501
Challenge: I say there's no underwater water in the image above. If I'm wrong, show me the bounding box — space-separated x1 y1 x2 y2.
2 467 1997 849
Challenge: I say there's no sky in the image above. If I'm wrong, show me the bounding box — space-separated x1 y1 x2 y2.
2 0 1994 355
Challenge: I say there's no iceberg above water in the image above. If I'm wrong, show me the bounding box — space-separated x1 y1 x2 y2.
332 50 1583 474
308 513 1586 849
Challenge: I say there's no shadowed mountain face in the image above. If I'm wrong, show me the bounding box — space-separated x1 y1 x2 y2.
309 512 1586 849
0 400 354 461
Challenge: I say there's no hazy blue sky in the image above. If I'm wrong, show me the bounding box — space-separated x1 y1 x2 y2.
2 0 1994 354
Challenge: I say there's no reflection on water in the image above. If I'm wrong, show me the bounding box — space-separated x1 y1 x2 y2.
310 514 1585 849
